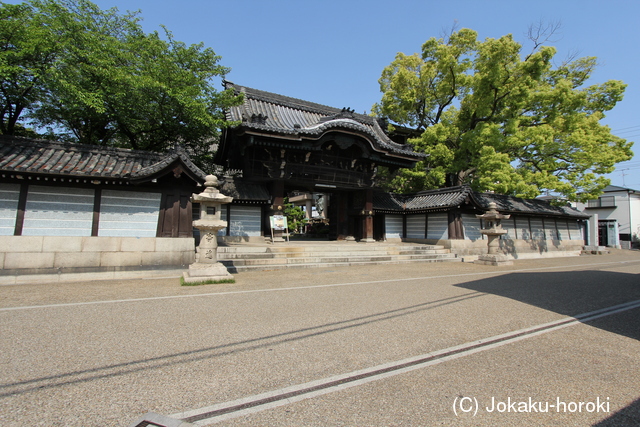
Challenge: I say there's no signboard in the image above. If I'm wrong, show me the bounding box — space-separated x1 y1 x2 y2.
270 215 287 231
269 215 289 242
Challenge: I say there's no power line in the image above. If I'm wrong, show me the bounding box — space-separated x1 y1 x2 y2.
612 124 640 132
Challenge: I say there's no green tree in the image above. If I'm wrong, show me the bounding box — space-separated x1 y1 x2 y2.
283 198 307 234
373 28 633 202
0 1 58 135
0 0 243 170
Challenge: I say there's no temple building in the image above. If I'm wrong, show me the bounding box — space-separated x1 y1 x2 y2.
215 81 425 242
214 82 589 254
0 84 591 279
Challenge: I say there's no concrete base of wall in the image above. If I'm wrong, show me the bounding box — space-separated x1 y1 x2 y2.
0 267 186 286
402 237 585 261
218 236 267 244
0 236 195 284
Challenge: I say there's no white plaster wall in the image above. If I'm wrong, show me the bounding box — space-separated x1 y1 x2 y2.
426 212 448 240
385 215 403 239
461 213 483 241
0 183 20 236
98 190 161 237
406 214 425 239
632 194 640 242
22 186 94 236
216 206 262 237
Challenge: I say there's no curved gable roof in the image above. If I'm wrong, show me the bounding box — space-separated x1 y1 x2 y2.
224 81 425 161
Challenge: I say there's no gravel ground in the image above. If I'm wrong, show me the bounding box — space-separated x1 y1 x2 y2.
1 251 639 426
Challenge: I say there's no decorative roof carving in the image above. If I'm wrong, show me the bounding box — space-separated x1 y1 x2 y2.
222 81 425 161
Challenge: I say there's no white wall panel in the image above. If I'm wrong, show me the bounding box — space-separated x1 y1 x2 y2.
557 220 571 241
385 215 403 239
223 205 262 237
426 212 448 240
98 190 161 237
22 186 94 236
568 220 584 241
544 218 559 240
462 213 482 241
0 183 20 236
529 218 545 240
406 214 425 238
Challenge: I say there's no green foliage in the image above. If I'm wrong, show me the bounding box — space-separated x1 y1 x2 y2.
0 1 58 135
373 28 633 202
180 276 235 286
282 197 307 234
0 0 243 171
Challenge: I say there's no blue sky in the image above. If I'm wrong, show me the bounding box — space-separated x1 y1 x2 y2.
10 0 640 188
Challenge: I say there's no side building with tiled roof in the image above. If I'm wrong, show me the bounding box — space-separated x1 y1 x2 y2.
0 135 207 279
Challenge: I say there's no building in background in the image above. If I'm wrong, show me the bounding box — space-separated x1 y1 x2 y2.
574 185 640 249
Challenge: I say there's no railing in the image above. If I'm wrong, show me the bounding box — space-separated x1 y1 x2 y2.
587 196 616 208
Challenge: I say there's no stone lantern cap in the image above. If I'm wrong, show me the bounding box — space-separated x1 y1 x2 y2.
475 202 510 221
476 202 510 236
191 175 233 204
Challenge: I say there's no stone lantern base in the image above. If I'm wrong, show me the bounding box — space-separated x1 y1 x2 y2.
182 262 233 284
475 254 513 266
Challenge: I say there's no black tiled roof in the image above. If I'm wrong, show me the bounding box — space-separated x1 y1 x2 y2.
374 186 471 213
224 82 425 160
0 135 206 182
471 192 590 219
374 185 588 219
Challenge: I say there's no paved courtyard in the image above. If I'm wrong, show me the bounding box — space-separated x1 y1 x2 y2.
1 251 639 426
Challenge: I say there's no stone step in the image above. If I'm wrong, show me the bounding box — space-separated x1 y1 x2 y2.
217 244 445 253
223 253 457 266
215 242 459 273
221 256 460 273
218 248 450 260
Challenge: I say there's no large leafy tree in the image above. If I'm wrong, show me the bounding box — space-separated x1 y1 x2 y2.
0 1 58 135
373 28 633 202
0 0 242 169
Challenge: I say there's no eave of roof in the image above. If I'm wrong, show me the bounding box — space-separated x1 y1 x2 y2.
470 192 590 219
374 186 471 213
0 135 205 185
374 185 589 219
223 81 425 161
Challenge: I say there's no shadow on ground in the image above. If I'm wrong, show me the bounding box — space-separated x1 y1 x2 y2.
593 397 640 426
455 270 640 340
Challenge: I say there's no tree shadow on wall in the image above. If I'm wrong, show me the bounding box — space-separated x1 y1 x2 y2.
455 270 640 341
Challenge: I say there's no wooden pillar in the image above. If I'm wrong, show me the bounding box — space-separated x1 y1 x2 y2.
271 180 285 213
448 210 464 239
361 189 375 242
91 188 102 236
13 183 28 236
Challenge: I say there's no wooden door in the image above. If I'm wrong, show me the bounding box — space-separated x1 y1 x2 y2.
157 190 193 237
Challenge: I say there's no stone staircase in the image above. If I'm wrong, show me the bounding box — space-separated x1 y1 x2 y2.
217 242 459 273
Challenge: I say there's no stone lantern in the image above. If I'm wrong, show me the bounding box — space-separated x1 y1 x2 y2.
182 175 234 283
475 202 513 266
